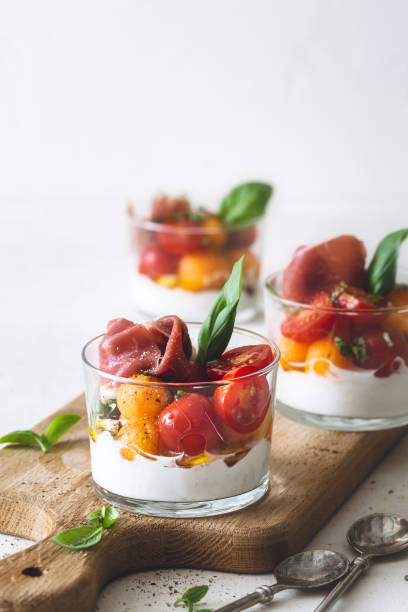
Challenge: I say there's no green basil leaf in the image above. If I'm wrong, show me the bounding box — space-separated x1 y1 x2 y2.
218 182 273 227
87 506 118 528
197 257 243 365
174 584 208 610
368 229 408 295
0 430 48 453
44 413 81 446
51 525 103 550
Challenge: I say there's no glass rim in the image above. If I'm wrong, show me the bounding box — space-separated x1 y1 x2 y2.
264 270 408 314
81 322 281 387
128 214 259 234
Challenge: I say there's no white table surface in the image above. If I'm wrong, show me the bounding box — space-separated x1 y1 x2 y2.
1 198 408 612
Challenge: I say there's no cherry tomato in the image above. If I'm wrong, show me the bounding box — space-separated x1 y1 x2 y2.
158 220 204 255
151 196 190 221
207 345 273 380
157 393 221 455
214 372 270 434
280 292 335 343
333 284 388 328
353 327 397 371
228 225 257 249
138 245 180 280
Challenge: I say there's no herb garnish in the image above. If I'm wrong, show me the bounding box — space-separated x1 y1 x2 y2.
218 182 273 227
196 257 243 365
330 282 347 305
368 228 408 296
51 505 118 550
96 399 120 419
333 335 368 363
174 585 210 611
0 413 81 453
383 331 395 348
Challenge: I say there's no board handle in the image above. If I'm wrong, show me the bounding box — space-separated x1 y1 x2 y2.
0 519 159 612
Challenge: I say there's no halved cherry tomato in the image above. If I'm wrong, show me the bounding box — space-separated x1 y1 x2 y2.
157 393 221 455
207 345 273 380
214 371 270 434
228 225 257 249
280 292 335 343
138 245 180 280
333 284 388 328
158 220 204 255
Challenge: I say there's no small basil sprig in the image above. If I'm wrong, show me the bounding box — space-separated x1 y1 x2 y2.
196 257 243 365
368 228 408 296
0 413 81 453
51 505 118 551
174 585 210 612
218 181 273 227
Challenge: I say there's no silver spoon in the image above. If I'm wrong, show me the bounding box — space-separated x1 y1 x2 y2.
314 513 408 612
213 550 349 612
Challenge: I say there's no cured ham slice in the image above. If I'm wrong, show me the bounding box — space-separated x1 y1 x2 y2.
99 315 205 382
151 196 190 221
282 235 366 303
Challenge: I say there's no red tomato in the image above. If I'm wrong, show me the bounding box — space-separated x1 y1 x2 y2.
333 284 388 328
157 393 221 455
353 327 397 371
228 225 257 249
207 345 273 381
281 292 336 343
138 245 180 280
214 373 270 434
158 220 204 255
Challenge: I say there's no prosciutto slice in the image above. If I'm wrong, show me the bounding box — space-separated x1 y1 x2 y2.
282 235 366 303
99 315 205 382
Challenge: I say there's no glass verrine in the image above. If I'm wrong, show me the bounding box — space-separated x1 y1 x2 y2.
82 324 279 517
128 202 263 322
264 270 408 431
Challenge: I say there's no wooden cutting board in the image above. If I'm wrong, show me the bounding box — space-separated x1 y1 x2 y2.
0 395 406 612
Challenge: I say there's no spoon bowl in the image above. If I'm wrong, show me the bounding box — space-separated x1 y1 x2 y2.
347 512 408 557
314 512 408 612
275 549 349 588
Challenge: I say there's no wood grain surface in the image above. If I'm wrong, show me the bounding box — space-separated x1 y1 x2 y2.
0 395 406 612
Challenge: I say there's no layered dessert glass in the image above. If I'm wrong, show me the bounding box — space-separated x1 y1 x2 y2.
127 196 265 322
82 324 279 517
264 269 408 431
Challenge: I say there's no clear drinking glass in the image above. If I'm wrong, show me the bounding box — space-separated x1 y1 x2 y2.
82 324 279 517
128 202 263 322
264 270 408 431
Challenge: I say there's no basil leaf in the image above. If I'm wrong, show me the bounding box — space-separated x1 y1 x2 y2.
0 430 48 453
44 413 81 446
87 506 118 528
175 585 209 608
218 182 273 227
51 525 103 550
196 257 243 365
368 229 408 295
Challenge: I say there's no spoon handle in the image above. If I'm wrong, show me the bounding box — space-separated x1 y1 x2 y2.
313 556 370 612
213 584 287 612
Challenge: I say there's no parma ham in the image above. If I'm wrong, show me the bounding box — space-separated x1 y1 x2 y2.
282 235 366 303
99 315 205 382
